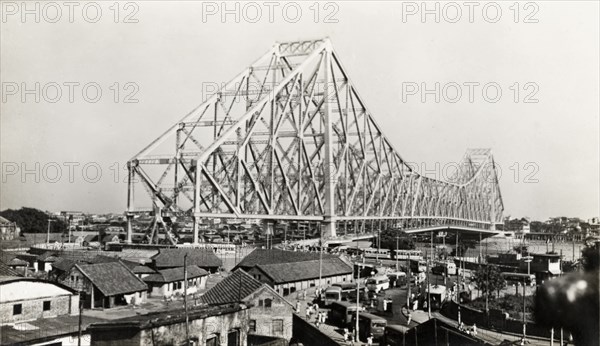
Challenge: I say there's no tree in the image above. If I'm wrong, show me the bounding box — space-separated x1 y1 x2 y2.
0 207 67 233
581 238 599 271
473 265 506 302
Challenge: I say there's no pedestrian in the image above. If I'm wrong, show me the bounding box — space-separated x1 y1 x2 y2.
305 306 311 320
295 301 301 314
302 290 307 301
343 328 349 342
407 310 412 326
366 333 373 346
313 302 319 313
472 323 478 336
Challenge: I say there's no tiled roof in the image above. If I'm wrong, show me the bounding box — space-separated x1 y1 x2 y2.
37 251 58 261
201 269 263 305
132 265 156 274
253 257 352 284
143 265 208 283
0 262 19 277
234 248 336 271
151 248 222 269
77 261 147 296
84 234 98 242
0 251 28 266
52 258 77 272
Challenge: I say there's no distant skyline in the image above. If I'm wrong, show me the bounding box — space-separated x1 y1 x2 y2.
1 1 598 221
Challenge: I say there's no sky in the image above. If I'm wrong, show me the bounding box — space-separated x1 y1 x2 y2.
1 1 599 221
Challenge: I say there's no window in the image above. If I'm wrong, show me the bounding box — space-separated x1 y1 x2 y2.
227 329 240 346
206 335 219 346
273 319 284 334
249 320 256 332
13 304 22 315
264 298 272 308
43 301 51 311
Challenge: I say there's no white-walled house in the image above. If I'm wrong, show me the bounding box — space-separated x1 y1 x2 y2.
143 265 208 297
0 277 79 323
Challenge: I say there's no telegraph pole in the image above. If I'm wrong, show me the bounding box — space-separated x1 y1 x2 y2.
319 223 323 290
522 277 527 344
395 236 399 271
355 221 360 343
46 219 54 244
184 254 190 346
456 232 461 325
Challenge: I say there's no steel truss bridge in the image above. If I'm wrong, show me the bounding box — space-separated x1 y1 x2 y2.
125 38 504 244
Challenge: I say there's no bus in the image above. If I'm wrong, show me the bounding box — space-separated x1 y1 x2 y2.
323 286 343 306
426 284 447 311
332 282 363 300
354 263 377 278
383 324 409 346
391 249 423 261
431 261 457 275
329 301 361 327
366 275 390 292
501 272 536 286
352 312 387 341
409 259 427 273
363 247 391 259
387 272 407 287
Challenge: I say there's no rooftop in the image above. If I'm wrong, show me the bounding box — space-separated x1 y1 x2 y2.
0 262 19 277
201 269 263 305
87 303 245 331
253 257 352 284
151 248 222 269
143 265 208 283
76 261 148 296
1 314 105 345
234 248 336 270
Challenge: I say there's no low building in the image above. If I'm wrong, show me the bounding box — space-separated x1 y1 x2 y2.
247 257 353 296
35 251 60 272
0 277 79 324
0 262 19 277
202 269 294 342
151 248 222 273
88 303 249 346
62 261 148 308
143 265 208 297
521 252 562 281
233 248 336 272
0 216 20 241
0 250 29 276
83 234 100 247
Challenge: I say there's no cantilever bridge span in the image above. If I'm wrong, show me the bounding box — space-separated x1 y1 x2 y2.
125 39 504 244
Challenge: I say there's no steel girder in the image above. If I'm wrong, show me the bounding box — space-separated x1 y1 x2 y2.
126 39 504 241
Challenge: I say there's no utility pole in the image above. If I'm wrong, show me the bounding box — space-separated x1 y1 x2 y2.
406 250 411 312
78 299 83 346
46 219 54 244
355 221 360 343
184 254 190 346
456 232 461 325
319 222 323 290
426 255 431 319
522 277 527 344
395 236 399 271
